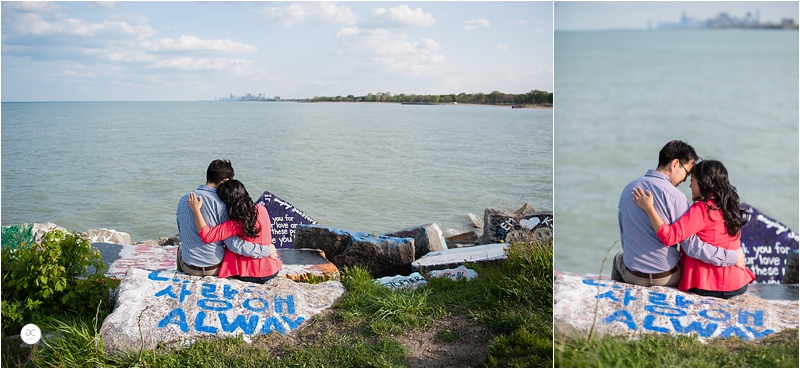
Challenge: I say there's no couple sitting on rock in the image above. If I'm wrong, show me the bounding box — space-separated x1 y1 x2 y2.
613 140 755 299
175 159 282 283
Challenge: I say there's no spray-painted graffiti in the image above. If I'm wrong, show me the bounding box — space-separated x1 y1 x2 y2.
148 270 305 335
256 190 317 249
740 203 799 283
582 278 774 341
106 244 178 279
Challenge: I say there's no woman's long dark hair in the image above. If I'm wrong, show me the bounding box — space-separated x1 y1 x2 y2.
691 160 747 236
217 179 260 238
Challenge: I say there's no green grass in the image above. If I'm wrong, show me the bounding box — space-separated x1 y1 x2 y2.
554 328 799 368
2 239 553 367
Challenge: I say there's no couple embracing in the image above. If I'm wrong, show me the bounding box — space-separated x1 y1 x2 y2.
613 140 755 299
175 159 282 283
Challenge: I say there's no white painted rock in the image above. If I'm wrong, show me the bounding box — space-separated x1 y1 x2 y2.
83 228 132 245
554 272 799 342
100 267 346 356
374 272 427 290
427 266 479 281
412 243 507 273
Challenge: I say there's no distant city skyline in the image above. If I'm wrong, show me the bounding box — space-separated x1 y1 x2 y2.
1 2 552 102
555 1 798 31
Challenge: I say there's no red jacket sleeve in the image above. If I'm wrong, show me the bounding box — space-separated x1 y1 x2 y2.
656 202 708 246
198 219 243 243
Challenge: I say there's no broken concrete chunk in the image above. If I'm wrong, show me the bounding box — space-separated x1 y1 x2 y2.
481 207 553 244
99 267 345 357
83 228 132 245
383 223 447 260
375 272 427 290
294 224 415 278
553 272 799 342
412 243 507 273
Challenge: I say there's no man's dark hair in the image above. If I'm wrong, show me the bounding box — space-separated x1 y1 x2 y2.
657 140 699 169
206 159 234 184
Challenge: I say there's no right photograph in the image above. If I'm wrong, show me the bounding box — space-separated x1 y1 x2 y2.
552 1 799 367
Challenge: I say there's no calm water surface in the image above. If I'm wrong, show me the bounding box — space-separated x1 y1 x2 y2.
2 102 553 242
555 30 798 274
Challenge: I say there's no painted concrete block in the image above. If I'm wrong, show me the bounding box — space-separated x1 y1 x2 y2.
99 267 345 357
294 224 415 278
374 272 427 290
427 266 479 281
553 272 799 342
740 202 799 284
482 207 553 244
255 190 317 249
83 228 132 245
383 223 447 259
277 248 339 282
412 243 507 273
1 223 66 250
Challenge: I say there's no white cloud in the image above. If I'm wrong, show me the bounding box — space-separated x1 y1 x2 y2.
463 18 490 30
3 11 157 39
2 1 65 13
335 27 444 75
496 44 509 51
143 35 257 54
514 20 528 26
154 57 251 71
258 2 357 26
364 5 435 28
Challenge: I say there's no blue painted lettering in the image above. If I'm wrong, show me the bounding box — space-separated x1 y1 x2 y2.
604 310 637 330
699 309 731 322
744 326 774 340
219 314 259 334
719 326 749 340
260 316 287 335
155 285 178 299
643 315 669 333
645 305 686 317
197 299 234 311
148 270 169 281
648 291 669 306
582 279 621 289
194 311 218 333
223 284 239 299
673 295 694 309
201 283 219 299
281 316 306 331
274 295 296 314
669 318 718 338
243 297 269 313
737 310 764 327
158 308 188 332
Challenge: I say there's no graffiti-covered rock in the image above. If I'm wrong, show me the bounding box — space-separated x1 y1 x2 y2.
83 228 132 245
740 203 799 284
99 268 345 356
481 207 552 244
294 224 415 278
553 272 799 342
256 190 317 249
412 243 507 273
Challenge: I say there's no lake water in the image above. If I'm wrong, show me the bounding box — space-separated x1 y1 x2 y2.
1 102 553 242
554 30 799 274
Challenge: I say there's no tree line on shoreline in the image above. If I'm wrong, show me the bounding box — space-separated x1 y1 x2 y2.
295 89 553 106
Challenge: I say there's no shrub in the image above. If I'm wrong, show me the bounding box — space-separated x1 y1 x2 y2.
1 229 119 336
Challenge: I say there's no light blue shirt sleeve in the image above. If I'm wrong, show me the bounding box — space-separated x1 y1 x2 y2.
223 236 268 258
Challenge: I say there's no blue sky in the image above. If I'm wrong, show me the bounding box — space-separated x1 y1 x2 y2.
1 1 553 101
556 1 799 31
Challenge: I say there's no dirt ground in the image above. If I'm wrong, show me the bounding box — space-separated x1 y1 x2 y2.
254 311 492 367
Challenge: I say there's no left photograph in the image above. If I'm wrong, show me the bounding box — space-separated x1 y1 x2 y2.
1 1 554 367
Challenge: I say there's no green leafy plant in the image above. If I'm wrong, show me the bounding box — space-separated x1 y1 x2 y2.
1 229 119 336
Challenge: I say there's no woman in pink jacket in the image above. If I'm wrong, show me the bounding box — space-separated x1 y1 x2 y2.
188 179 282 283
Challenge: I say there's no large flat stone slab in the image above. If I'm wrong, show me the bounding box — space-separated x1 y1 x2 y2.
294 224 415 278
256 190 317 249
411 243 507 273
740 202 799 283
99 267 345 356
554 272 799 342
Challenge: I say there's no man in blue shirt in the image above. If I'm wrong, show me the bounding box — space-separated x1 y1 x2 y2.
612 140 744 287
176 159 268 276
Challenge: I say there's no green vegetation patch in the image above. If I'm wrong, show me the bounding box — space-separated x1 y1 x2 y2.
555 328 799 368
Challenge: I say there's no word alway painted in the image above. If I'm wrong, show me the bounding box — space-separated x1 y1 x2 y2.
583 279 773 341
148 270 305 335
